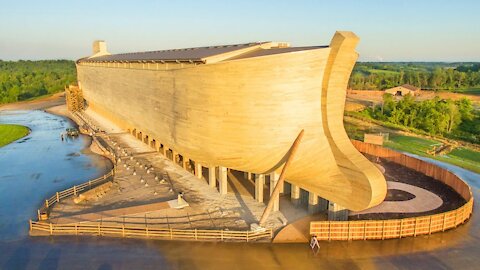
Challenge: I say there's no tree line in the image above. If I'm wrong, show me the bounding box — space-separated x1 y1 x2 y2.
362 94 479 143
349 62 480 90
0 60 76 104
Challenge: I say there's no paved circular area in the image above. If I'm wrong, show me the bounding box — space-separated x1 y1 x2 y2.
351 181 443 215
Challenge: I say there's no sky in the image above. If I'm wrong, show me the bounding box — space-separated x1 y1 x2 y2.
0 0 479 62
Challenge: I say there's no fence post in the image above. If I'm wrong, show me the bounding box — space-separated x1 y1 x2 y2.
56 192 59 202
75 224 78 235
89 180 92 188
98 223 101 235
221 230 224 241
246 230 249 242
454 210 458 227
442 213 447 231
45 200 49 208
382 220 385 240
103 175 106 180
399 219 403 238
170 228 173 240
414 218 417 237
73 186 77 196
428 216 433 234
328 222 331 241
50 223 53 235
347 222 350 241
37 209 41 221
29 220 32 231
363 221 367 240
195 229 197 240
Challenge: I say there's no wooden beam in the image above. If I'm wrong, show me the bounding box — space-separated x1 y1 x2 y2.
259 129 304 226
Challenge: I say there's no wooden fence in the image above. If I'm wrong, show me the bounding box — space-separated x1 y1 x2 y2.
37 169 115 220
310 140 474 241
30 221 272 242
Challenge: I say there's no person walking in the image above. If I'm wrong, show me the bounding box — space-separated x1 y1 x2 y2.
310 235 320 250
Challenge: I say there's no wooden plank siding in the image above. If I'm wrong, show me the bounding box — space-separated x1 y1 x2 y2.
76 32 387 211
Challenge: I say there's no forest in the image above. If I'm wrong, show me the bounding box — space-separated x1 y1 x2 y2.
1 60 480 104
348 62 480 90
0 60 76 104
360 94 480 144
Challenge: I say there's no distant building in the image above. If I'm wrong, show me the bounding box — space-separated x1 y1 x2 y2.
385 84 421 96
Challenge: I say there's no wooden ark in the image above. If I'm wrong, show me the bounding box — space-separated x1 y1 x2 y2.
75 31 387 211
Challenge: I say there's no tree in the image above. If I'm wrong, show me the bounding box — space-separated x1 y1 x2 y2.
0 60 76 104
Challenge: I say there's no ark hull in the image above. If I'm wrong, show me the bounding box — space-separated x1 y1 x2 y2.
76 32 387 211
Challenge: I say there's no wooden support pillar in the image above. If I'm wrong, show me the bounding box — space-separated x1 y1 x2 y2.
270 172 284 193
243 172 253 181
308 192 319 214
150 139 156 149
208 166 216 188
255 174 265 203
328 202 349 221
218 166 228 195
172 150 178 163
182 156 189 170
161 145 167 156
291 183 300 206
195 163 203 179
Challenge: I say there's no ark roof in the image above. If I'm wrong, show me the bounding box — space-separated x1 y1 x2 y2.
227 46 327 60
78 41 328 64
80 42 269 63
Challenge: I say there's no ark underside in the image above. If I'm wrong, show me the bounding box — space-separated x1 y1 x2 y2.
76 32 387 211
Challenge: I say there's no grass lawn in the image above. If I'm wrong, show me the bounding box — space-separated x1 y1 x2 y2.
438 148 480 173
0 124 30 147
384 135 441 156
384 135 480 174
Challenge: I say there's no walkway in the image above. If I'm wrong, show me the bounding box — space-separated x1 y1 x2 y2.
351 181 443 215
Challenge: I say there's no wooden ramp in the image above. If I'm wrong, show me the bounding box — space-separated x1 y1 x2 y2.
273 214 326 243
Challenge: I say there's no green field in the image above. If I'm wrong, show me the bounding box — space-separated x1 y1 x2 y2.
385 135 480 174
452 88 480 95
384 135 441 156
368 69 400 75
344 118 480 173
0 124 29 147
